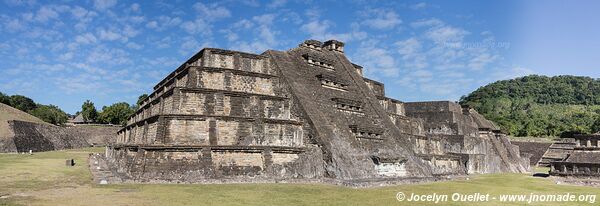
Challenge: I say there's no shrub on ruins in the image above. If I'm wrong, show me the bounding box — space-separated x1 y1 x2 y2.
460 75 600 137
81 100 98 123
136 94 148 108
98 102 135 126
9 95 37 112
30 104 69 125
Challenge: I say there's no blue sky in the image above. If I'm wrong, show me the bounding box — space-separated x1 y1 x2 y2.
0 0 599 114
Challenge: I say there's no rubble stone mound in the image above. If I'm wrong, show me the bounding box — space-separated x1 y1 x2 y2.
105 39 529 184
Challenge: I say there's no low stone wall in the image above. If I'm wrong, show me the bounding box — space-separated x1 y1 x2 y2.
8 120 89 152
2 120 119 153
511 141 553 166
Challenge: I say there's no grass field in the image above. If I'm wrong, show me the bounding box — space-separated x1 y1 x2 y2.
1 148 599 206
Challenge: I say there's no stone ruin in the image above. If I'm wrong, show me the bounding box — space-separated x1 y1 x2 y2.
550 134 600 177
102 39 529 185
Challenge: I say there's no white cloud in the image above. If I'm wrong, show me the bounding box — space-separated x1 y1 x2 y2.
4 0 36 6
130 3 140 12
98 28 122 41
59 52 74 61
253 13 275 25
193 2 231 20
231 14 280 53
122 25 139 38
86 47 131 65
411 18 443 28
268 0 287 8
155 36 173 49
70 6 97 31
426 25 469 44
71 6 89 18
240 0 260 7
223 31 238 42
301 20 366 42
352 40 399 77
93 0 117 10
144 57 178 67
126 42 143 50
95 25 138 42
253 14 277 44
5 18 25 32
410 2 427 10
361 9 402 30
75 33 98 44
233 19 254 29
179 3 229 35
301 20 330 38
468 53 499 70
147 15 182 31
396 38 422 55
178 36 214 55
180 18 211 35
146 21 158 29
395 38 428 70
128 15 145 24
35 6 59 22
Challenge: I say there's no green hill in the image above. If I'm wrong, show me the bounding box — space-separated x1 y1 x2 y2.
460 75 600 137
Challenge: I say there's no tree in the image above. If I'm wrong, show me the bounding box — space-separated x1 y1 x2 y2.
98 102 135 125
30 104 68 125
137 93 149 107
0 92 10 105
81 100 98 123
9 95 37 112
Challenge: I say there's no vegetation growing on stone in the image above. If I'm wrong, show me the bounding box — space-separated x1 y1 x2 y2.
460 75 600 137
136 93 149 107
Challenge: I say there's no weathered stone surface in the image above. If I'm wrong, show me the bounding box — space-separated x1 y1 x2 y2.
104 40 529 184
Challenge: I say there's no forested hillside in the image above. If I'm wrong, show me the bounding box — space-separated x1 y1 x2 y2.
460 75 600 137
